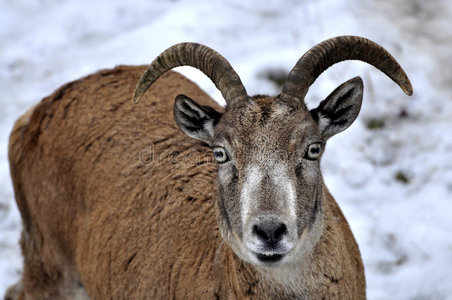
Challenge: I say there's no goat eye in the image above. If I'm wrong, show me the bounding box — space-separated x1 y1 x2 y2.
213 147 229 164
305 143 322 160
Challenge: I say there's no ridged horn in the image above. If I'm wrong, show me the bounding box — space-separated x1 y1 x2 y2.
281 36 413 102
133 43 248 106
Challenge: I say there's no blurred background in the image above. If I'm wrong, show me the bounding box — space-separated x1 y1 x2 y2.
1 0 451 298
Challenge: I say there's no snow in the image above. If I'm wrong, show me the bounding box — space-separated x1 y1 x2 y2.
1 0 451 298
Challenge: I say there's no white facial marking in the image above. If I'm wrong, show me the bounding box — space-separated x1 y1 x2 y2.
241 161 297 259
241 163 296 222
271 163 297 220
240 164 263 226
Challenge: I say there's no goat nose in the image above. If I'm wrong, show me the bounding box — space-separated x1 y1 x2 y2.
252 221 287 245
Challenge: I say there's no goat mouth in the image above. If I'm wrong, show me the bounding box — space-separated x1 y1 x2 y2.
254 252 284 263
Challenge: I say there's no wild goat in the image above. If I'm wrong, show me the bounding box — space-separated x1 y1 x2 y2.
5 36 412 299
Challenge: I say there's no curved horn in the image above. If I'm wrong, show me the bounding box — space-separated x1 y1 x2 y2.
133 43 248 106
281 36 413 102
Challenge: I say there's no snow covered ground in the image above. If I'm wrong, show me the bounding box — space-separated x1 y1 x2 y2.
1 0 451 298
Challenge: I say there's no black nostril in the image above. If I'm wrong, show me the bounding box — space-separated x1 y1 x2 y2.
253 225 269 241
274 223 287 240
252 222 287 244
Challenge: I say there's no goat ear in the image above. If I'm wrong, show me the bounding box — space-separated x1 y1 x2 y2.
173 94 222 145
310 77 363 140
